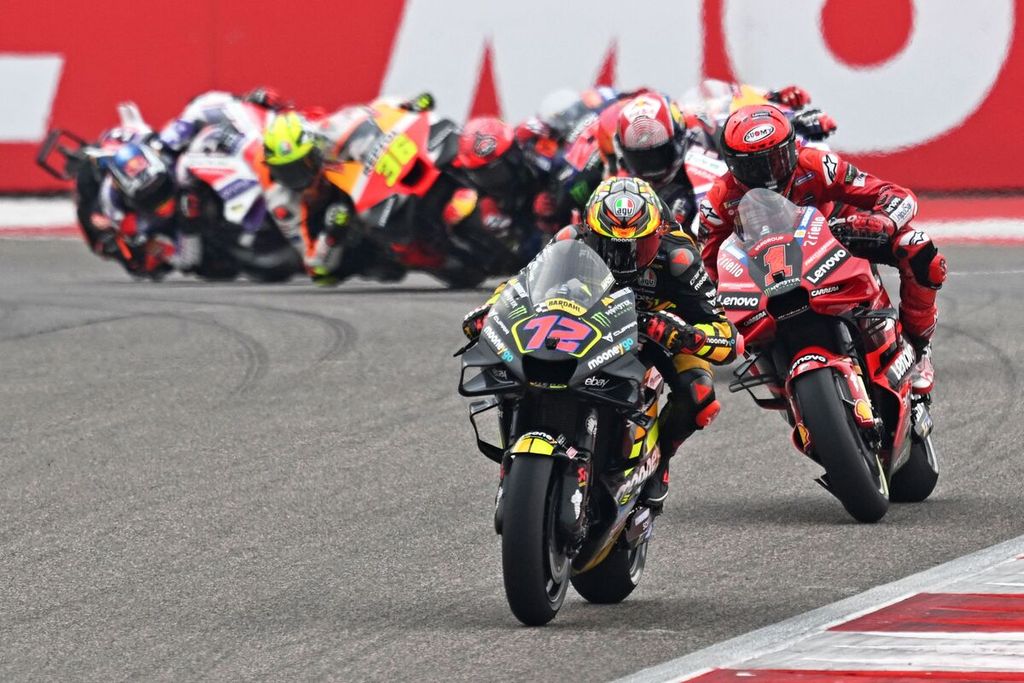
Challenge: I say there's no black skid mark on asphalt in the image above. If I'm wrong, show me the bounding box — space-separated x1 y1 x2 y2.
0 294 271 398
935 319 1020 455
212 301 357 363
76 291 358 364
152 310 270 398
0 313 144 344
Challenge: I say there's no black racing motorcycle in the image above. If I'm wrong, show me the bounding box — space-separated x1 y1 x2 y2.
458 239 666 626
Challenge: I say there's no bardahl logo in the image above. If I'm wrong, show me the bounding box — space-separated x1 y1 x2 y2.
806 247 849 285
743 123 776 144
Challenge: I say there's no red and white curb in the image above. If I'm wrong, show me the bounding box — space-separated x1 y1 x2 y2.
617 534 1024 683
0 197 78 239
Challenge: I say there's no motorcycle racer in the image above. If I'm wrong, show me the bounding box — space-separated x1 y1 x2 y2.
96 142 181 278
261 108 399 285
452 116 561 261
698 104 945 392
462 177 740 511
681 79 837 155
159 88 290 154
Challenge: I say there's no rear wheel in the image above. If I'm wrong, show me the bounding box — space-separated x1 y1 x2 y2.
501 457 569 626
890 434 939 502
571 539 647 604
794 369 889 523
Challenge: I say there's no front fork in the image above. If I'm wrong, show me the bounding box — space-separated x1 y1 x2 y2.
494 405 598 554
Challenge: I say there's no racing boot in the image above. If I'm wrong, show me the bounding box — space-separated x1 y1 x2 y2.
641 458 671 513
641 367 721 513
910 343 935 396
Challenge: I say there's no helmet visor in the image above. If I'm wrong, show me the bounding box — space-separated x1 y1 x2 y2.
728 140 797 190
269 152 321 192
591 232 660 281
621 142 680 184
465 155 520 196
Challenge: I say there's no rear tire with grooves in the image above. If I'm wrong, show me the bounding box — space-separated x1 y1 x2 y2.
890 434 939 502
794 369 889 523
501 456 569 626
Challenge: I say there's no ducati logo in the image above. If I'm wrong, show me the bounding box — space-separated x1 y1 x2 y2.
473 132 497 157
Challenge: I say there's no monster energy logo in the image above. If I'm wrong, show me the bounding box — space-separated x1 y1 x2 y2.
509 305 529 320
592 312 610 327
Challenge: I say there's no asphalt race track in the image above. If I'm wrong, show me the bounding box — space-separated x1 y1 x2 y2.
2 240 1023 681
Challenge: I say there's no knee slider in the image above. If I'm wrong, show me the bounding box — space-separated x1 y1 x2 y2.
909 244 946 289
896 230 944 288
668 368 719 431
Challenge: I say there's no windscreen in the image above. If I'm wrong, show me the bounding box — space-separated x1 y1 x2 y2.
524 239 615 312
736 188 804 250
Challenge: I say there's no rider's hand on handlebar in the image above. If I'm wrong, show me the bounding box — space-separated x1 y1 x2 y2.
829 213 895 249
768 85 811 109
791 108 837 140
462 304 490 340
639 311 706 355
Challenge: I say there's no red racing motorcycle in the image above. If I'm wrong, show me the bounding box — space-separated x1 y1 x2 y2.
717 189 937 523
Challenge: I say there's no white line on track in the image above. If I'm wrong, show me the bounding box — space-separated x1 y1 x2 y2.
614 533 1024 683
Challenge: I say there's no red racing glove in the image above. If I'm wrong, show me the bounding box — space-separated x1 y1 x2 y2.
532 191 557 219
768 85 811 109
830 213 896 249
639 311 706 355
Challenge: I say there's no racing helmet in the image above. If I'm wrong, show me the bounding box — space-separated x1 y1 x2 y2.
263 111 324 191
614 93 687 185
108 142 176 216
584 177 666 282
720 104 797 191
453 117 525 198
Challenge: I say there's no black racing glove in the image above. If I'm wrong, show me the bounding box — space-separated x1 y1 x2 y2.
399 92 435 113
638 311 706 355
462 304 490 340
243 87 290 111
791 108 837 141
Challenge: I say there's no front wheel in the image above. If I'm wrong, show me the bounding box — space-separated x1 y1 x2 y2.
501 456 570 626
890 434 939 503
570 540 647 604
794 369 889 523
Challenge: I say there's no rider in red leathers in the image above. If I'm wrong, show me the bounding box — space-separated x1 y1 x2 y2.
698 104 945 393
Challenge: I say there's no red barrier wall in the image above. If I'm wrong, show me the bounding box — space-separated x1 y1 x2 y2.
2 0 1022 192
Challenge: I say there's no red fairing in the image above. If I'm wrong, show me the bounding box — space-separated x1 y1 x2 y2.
354 114 439 211
699 146 917 281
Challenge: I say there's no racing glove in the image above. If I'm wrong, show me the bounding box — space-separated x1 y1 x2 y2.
638 311 706 355
532 191 557 220
462 304 490 340
243 87 290 111
791 108 837 141
767 85 811 109
829 213 896 249
399 92 435 112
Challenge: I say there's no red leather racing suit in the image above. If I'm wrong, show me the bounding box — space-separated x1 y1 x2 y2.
698 147 947 346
